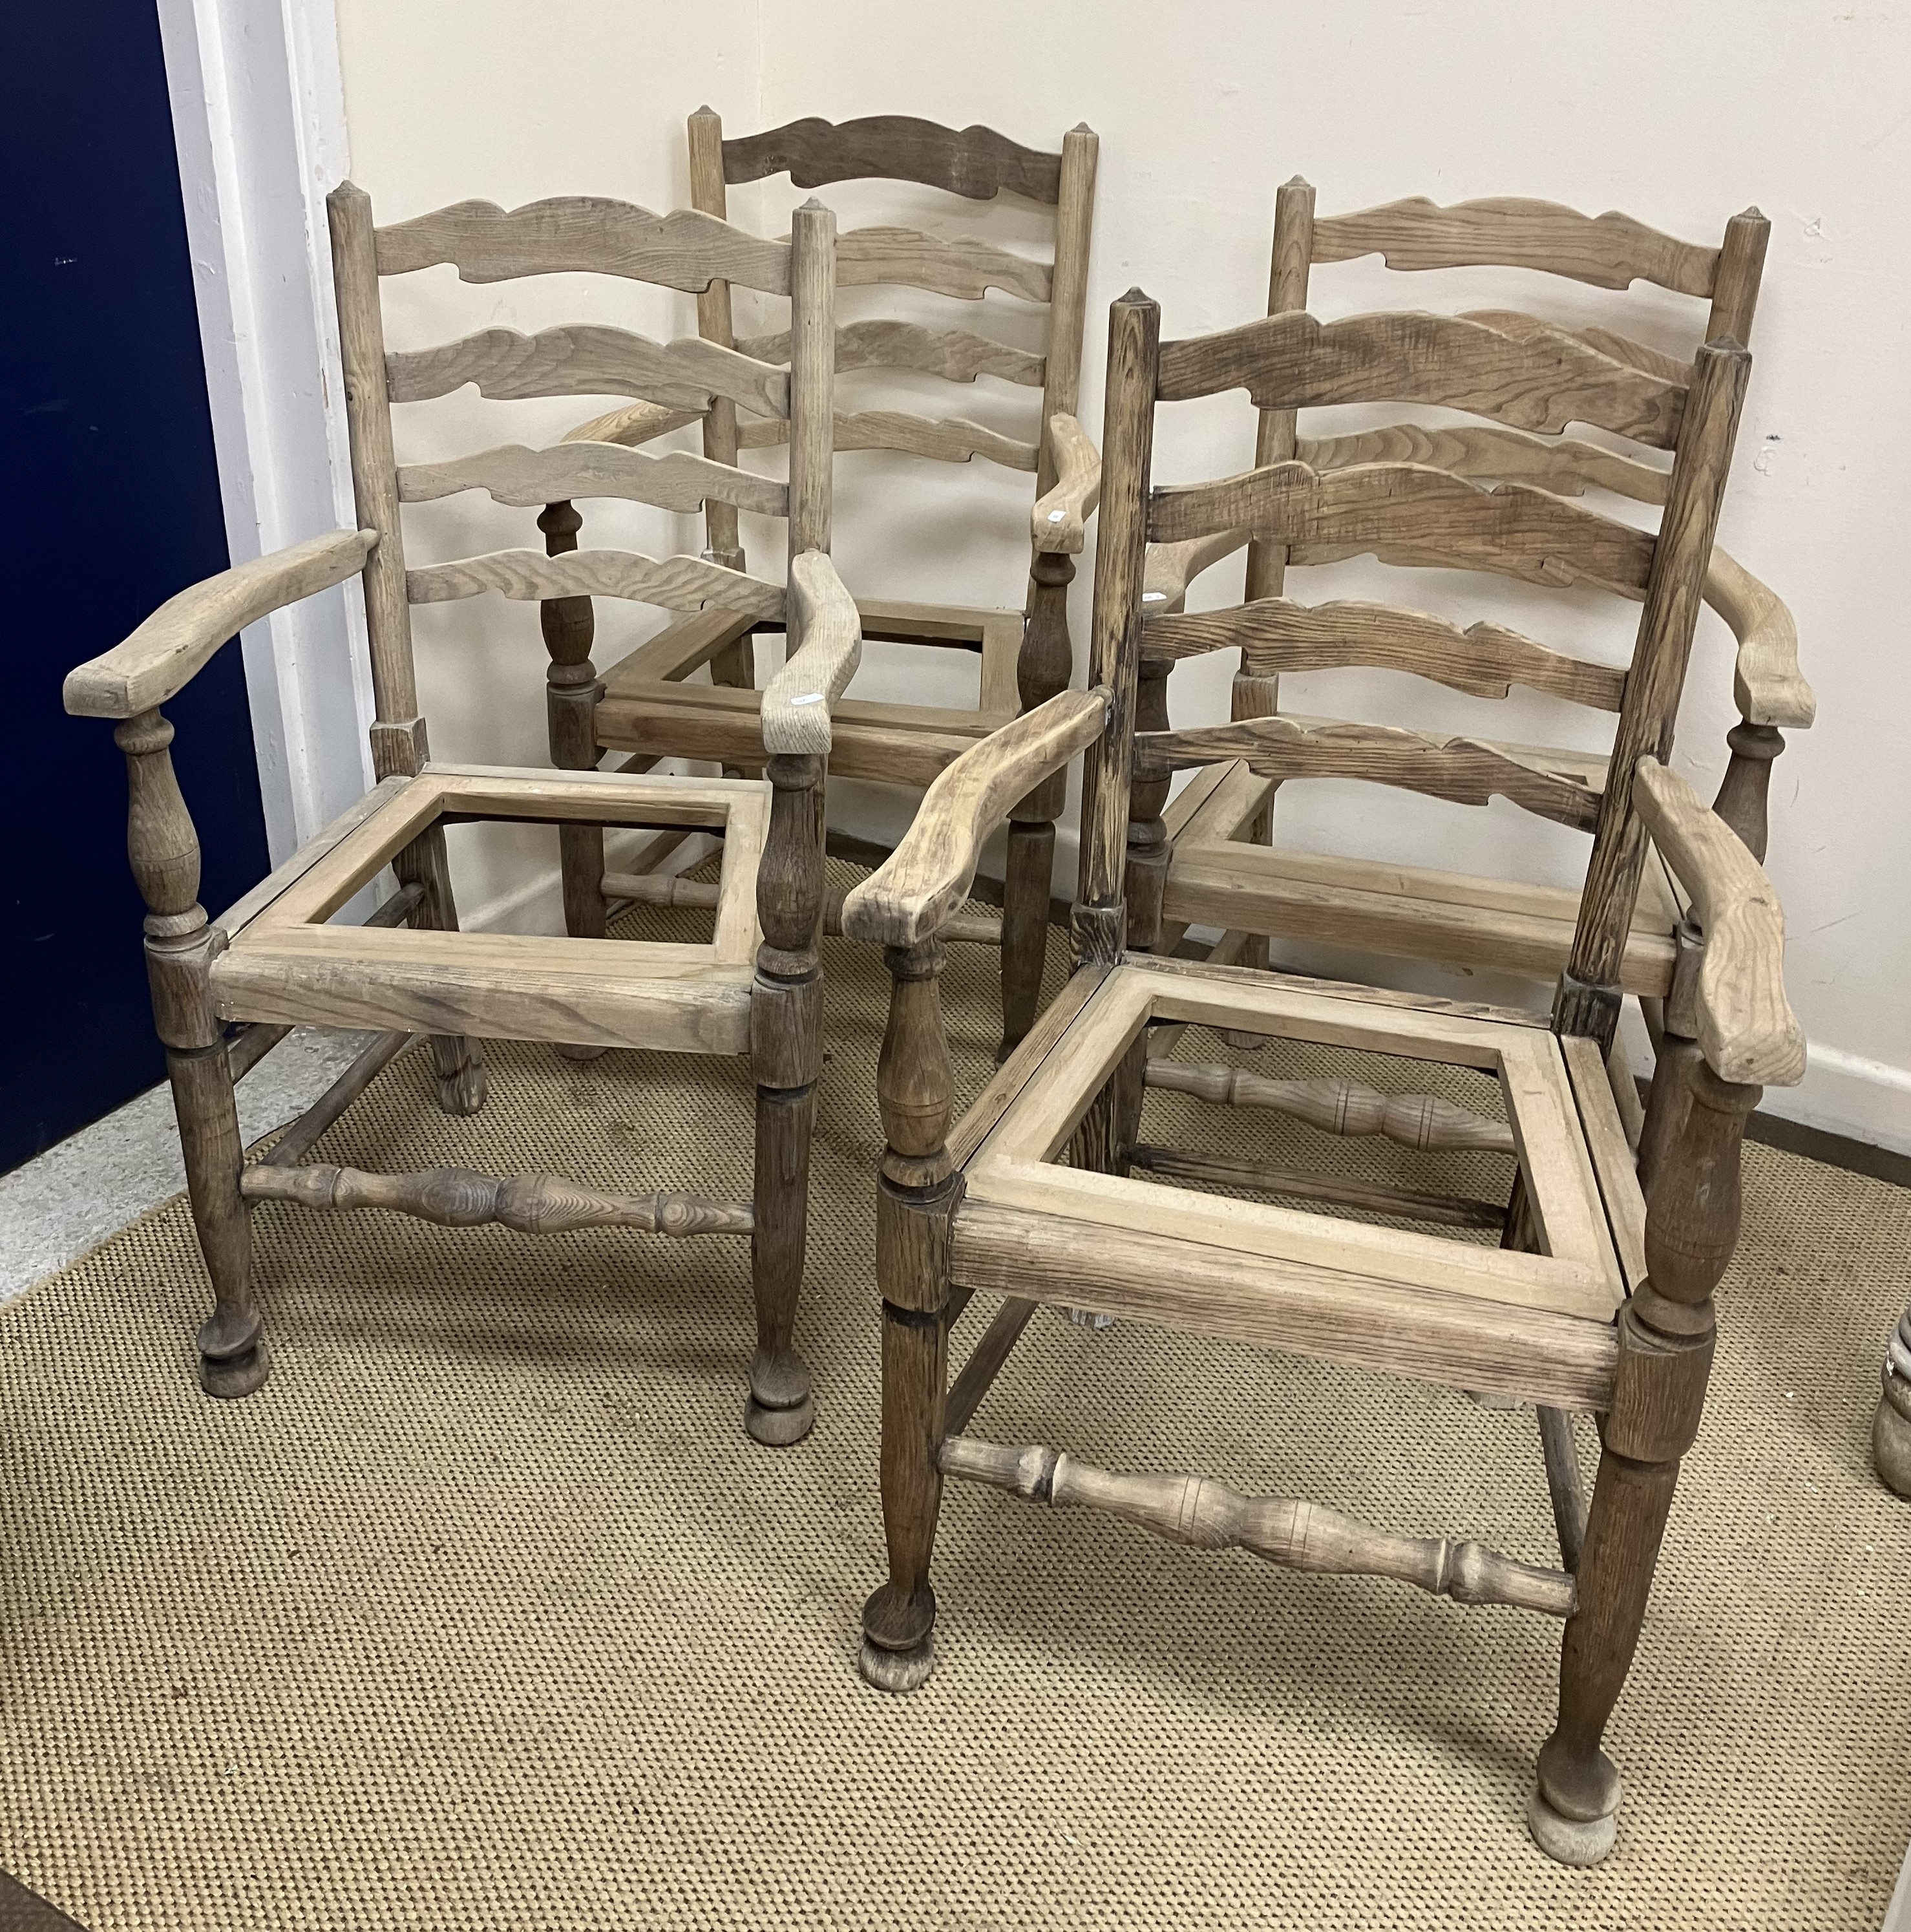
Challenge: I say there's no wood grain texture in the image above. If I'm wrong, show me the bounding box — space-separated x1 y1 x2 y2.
839 688 1110 946
738 409 1040 471
1148 462 1655 594
1157 310 1687 447
1127 1143 1506 1229
373 196 792 294
1135 714 1604 831
784 197 837 559
737 317 1046 387
949 1200 1618 1410
834 226 1052 304
940 1434 1575 1615
1709 547 1813 728
66 529 375 719
1296 421 1671 504
1029 410 1101 554
561 398 706 449
1145 594 1625 710
1630 758 1804 1085
1309 195 1718 297
385 324 788 417
397 441 788 518
242 1162 752 1234
723 114 1063 202
405 546 785 619
1038 125 1099 493
761 551 861 754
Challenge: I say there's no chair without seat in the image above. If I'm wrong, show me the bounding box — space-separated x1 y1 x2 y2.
543 111 1100 1059
1142 188 1810 1096
839 287 1805 1863
64 187 859 1446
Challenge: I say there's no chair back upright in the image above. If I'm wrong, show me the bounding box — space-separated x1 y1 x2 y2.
1081 287 1750 1045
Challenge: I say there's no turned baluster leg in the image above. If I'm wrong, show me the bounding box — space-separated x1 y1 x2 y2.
1875 1304 1911 1498
1711 720 1784 864
859 938 955 1692
1531 1036 1758 1865
388 820 489 1115
744 752 823 1445
999 550 1075 1060
117 710 268 1397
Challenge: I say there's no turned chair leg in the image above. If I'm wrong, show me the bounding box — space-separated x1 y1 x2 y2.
173 1042 268 1398
1876 1304 1911 1498
860 938 956 1691
394 823 489 1114
746 1081 816 1446
1531 1041 1755 1865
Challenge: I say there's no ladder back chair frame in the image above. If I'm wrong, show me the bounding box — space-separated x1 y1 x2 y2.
836 283 1804 1865
544 111 1099 1059
64 185 860 1447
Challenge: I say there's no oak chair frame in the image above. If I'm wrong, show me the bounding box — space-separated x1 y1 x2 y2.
543 111 1100 1059
1135 189 1811 1092
65 185 861 1447
839 284 1804 1864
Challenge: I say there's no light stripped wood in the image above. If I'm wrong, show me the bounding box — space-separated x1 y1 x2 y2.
212 776 410 939
1029 410 1101 554
372 195 792 294
1630 758 1804 1085
761 551 862 754
1136 714 1604 831
1243 175 1318 605
1309 195 1718 297
840 688 1110 947
1128 1143 1506 1230
1157 310 1687 447
949 1199 1618 1411
1145 595 1625 710
603 873 1000 948
396 441 788 518
562 398 706 449
65 529 376 719
1037 125 1099 495
785 197 837 560
737 318 1046 387
1561 1034 1648 1291
939 1434 1576 1615
738 409 1040 471
1143 1057 1517 1153
1297 421 1669 505
242 1160 752 1235
1711 547 1813 728
600 608 760 686
685 107 746 570
405 547 785 619
384 324 788 416
724 114 1064 203
834 226 1052 304
1463 309 1694 387
1148 462 1656 594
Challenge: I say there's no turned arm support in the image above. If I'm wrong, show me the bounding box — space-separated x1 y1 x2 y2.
841 687 1111 946
1631 756 1806 1087
63 529 377 719
1707 547 1813 730
1030 412 1102 555
760 551 863 754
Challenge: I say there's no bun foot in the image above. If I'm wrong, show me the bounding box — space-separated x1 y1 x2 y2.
858 1636 934 1694
744 1390 816 1447
198 1337 270 1400
1526 1783 1619 1867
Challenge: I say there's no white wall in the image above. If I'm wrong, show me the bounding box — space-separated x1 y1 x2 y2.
324 0 1911 1152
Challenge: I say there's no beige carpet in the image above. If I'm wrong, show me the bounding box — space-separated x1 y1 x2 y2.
3 880 1908 1931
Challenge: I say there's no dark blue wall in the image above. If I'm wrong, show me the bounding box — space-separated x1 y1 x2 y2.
2 4 271 1171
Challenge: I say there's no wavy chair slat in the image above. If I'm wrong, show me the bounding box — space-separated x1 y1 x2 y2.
373 196 792 293
396 442 788 518
405 546 786 619
1134 716 1605 831
1296 422 1670 505
1157 310 1687 447
384 324 789 416
735 319 1047 388
1147 461 1656 593
1142 595 1626 711
722 113 1064 204
1308 195 1720 297
1461 310 1694 387
833 226 1053 304
738 409 1040 471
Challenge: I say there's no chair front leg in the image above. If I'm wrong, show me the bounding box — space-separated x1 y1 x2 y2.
118 710 268 1397
1532 1039 1757 1864
1875 1303 1911 1498
860 937 956 1692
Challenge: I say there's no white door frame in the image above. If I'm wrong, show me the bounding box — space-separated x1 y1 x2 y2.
156 0 373 862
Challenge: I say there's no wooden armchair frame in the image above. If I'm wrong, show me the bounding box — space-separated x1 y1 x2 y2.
542 111 1099 1059
839 288 1804 1865
65 187 860 1447
1131 189 1811 1081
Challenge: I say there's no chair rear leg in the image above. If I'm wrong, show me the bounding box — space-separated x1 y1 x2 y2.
173 1043 268 1399
394 823 489 1114
746 1081 816 1445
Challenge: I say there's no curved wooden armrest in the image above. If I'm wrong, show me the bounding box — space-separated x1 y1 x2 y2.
1142 529 1252 615
761 551 863 754
1031 412 1102 555
1631 756 1806 1087
562 398 708 449
841 687 1110 946
64 529 377 719
1707 547 1814 730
